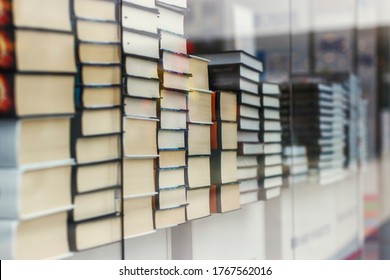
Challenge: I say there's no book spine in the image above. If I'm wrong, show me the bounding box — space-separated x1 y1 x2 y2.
0 119 18 167
0 169 19 218
0 220 16 259
0 73 16 117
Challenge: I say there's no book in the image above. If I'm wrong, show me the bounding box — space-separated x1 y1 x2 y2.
123 117 158 157
208 63 260 83
209 75 258 94
211 122 238 150
188 55 210 90
77 18 120 43
1 29 76 73
260 82 280 95
122 1 159 34
0 117 72 168
74 107 121 136
158 129 186 149
125 75 160 98
156 167 186 189
123 158 156 198
202 51 263 72
123 196 155 238
161 70 190 91
159 29 187 54
75 160 121 194
78 42 121 64
80 64 121 85
122 28 160 59
73 188 120 222
74 0 118 21
239 92 261 108
237 104 260 120
186 187 210 220
238 142 263 155
7 0 72 31
0 211 70 259
125 55 159 78
158 149 186 169
160 50 190 74
160 89 187 110
258 187 281 200
0 163 73 219
74 134 120 164
124 96 157 118
80 86 121 108
212 91 237 122
156 1 186 35
187 156 211 188
238 117 260 131
188 89 212 123
210 183 241 213
69 214 121 251
156 186 187 209
154 205 186 229
210 150 238 184
0 74 75 117
237 166 258 181
160 109 187 129
188 123 211 156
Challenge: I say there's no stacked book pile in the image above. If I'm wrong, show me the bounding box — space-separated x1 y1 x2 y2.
121 0 160 238
154 0 189 228
282 82 348 185
282 146 309 186
186 55 213 220
70 0 122 252
257 82 283 200
0 0 76 259
203 51 263 205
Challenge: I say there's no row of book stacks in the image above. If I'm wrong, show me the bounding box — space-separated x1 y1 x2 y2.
0 0 369 260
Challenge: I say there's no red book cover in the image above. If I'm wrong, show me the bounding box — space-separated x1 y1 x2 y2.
0 73 14 116
0 0 12 27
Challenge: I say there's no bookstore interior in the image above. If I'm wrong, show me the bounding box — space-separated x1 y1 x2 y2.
2 0 390 260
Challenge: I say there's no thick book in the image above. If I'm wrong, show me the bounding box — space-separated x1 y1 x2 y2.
210 150 238 184
74 134 120 164
0 73 75 118
72 188 120 222
209 75 258 94
188 123 211 156
208 63 260 83
74 0 118 22
77 18 120 43
160 88 187 110
161 50 190 74
124 96 157 118
260 82 281 96
210 182 241 213
156 1 186 35
78 85 121 108
125 75 160 99
124 116 158 157
79 42 121 64
188 89 213 123
211 121 238 150
186 187 211 221
125 55 158 78
212 91 237 122
123 27 160 59
155 185 187 210
122 1 159 34
158 149 186 169
154 205 186 229
161 70 191 92
0 116 72 168
0 211 71 259
238 92 261 108
202 51 263 72
159 29 187 54
187 156 211 189
123 157 157 198
188 55 210 90
160 108 187 130
0 162 73 219
158 129 186 150
155 166 186 189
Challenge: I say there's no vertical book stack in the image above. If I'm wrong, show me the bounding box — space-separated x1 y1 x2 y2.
154 0 189 228
121 0 160 238
186 55 213 220
205 51 264 207
257 82 283 200
70 0 122 252
0 0 76 259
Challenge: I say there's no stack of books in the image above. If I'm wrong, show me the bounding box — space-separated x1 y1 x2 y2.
70 0 122 252
257 82 283 200
0 0 76 259
154 0 189 228
283 82 348 186
186 55 213 220
282 146 309 186
204 51 263 207
209 90 240 213
121 0 159 238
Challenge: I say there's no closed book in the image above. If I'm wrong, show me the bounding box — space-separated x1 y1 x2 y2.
260 82 280 96
237 104 259 120
208 63 260 83
76 18 120 43
154 205 186 229
161 70 190 92
158 129 186 150
80 85 121 108
211 91 237 122
238 142 263 155
160 89 187 110
69 214 121 252
0 116 72 168
155 185 187 210
210 182 241 213
78 42 121 64
0 73 75 118
157 1 185 35
125 75 160 99
211 121 238 150
187 156 211 188
156 166 186 189
238 117 260 131
202 51 263 72
123 196 155 238
122 27 159 59
74 0 118 22
159 29 187 54
1 29 76 73
158 149 186 169
237 166 258 181
209 75 258 94
186 187 211 220
188 89 212 123
74 134 120 164
160 108 187 130
210 150 237 184
79 64 121 86
0 211 71 259
188 55 210 90
122 1 159 34
161 50 190 74
124 116 158 157
125 55 159 78
123 157 156 198
124 96 157 118
188 123 211 156
0 162 73 219
238 91 261 108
